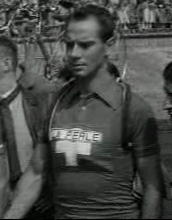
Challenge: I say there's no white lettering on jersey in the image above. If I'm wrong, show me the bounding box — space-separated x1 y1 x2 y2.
50 128 103 143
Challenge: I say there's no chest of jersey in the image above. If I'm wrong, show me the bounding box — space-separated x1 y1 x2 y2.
48 91 138 219
49 94 133 175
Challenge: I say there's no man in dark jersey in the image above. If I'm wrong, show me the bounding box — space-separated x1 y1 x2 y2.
4 5 163 219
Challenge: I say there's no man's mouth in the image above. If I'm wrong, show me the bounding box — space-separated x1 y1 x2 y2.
73 64 86 67
71 64 87 71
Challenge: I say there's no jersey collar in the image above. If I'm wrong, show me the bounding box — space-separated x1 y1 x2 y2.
90 71 122 110
74 68 122 110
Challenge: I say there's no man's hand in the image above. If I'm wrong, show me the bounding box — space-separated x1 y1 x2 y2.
3 143 47 219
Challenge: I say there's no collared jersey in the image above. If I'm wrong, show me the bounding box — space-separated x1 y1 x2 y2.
47 72 159 219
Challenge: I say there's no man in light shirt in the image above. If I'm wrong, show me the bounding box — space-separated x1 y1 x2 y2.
0 35 43 218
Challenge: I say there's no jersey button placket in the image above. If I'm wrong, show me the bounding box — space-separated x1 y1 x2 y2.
81 106 86 111
77 95 89 121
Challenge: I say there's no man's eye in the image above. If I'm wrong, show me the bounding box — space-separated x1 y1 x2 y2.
80 43 93 49
66 42 74 49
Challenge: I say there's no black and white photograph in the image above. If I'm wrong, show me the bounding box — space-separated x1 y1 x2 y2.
0 0 172 219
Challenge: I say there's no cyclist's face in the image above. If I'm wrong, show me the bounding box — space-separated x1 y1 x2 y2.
65 16 106 78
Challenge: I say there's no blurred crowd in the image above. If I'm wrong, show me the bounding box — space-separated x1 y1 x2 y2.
39 0 172 32
106 0 172 32
0 0 172 36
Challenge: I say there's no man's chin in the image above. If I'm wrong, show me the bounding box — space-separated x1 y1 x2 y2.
72 70 88 78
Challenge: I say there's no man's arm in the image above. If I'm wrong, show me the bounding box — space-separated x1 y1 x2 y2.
136 155 163 219
130 95 163 219
3 142 47 219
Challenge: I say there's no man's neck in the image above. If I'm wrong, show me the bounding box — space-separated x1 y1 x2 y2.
78 63 108 95
0 75 17 97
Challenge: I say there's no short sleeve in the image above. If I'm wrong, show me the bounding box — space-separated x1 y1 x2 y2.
129 95 160 158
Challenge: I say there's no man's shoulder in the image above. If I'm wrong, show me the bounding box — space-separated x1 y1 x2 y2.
38 80 75 120
20 86 38 106
18 73 60 95
114 81 152 114
130 91 154 119
44 80 76 109
19 73 67 107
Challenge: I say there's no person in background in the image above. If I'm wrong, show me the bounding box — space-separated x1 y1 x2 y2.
163 61 172 118
0 35 66 219
165 2 172 29
118 2 130 30
0 35 40 217
161 61 172 219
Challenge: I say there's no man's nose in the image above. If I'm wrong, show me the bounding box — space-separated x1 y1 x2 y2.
70 44 82 58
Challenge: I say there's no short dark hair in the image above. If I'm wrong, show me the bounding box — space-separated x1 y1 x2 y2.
0 35 18 69
163 62 172 83
67 4 114 42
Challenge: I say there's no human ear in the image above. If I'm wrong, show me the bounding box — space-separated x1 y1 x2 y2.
105 37 114 57
106 37 114 47
3 57 13 72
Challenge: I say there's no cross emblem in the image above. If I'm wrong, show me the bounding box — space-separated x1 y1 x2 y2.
55 140 92 166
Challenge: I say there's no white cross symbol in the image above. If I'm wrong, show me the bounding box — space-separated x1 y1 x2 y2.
55 140 91 166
